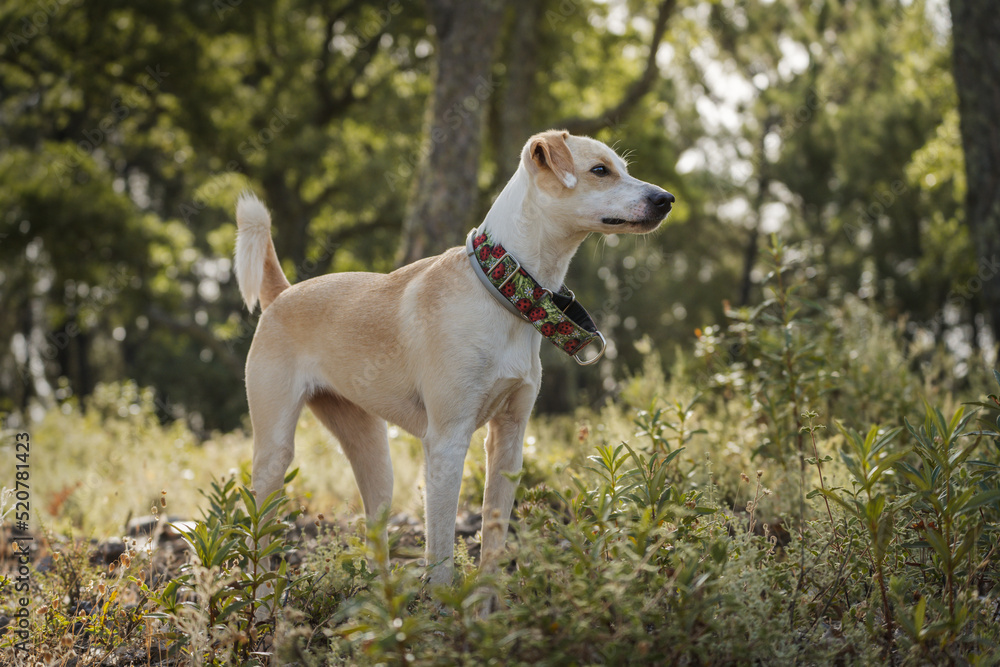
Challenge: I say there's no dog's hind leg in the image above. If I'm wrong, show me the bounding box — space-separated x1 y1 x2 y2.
307 391 394 543
248 383 305 511
245 359 306 614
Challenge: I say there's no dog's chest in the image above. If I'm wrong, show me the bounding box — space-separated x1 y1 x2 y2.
471 333 539 427
475 376 530 427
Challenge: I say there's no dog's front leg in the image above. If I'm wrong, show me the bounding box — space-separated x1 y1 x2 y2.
422 423 476 585
479 385 536 578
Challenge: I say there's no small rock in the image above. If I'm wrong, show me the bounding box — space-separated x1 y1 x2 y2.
92 538 126 565
163 520 198 539
126 515 161 536
455 513 482 537
126 515 190 540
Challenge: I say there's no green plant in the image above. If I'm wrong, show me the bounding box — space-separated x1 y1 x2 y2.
717 236 828 469
893 396 1000 654
819 422 905 662
633 394 706 457
140 470 301 665
802 410 835 532
0 538 152 663
577 440 713 554
333 515 433 666
12 302 1000 665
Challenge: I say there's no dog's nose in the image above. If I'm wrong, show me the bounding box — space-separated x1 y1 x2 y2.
647 190 675 210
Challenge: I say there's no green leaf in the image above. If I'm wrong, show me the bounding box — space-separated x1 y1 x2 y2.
238 486 259 516
913 595 927 634
871 426 903 456
922 528 951 563
946 406 967 439
953 528 978 563
865 493 886 525
257 540 286 561
817 489 854 515
955 488 1000 515
868 450 909 485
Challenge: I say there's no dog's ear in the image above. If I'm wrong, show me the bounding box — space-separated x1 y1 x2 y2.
526 130 577 189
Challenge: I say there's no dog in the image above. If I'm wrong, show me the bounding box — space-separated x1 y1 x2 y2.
234 129 674 588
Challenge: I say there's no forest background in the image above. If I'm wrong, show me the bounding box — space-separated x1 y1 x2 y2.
2 0 997 433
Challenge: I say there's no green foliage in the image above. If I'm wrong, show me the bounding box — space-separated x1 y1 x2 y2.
697 236 835 472
891 400 1000 657
0 537 152 661
819 422 905 657
15 382 428 538
7 238 999 664
8 349 1000 665
633 393 706 457
138 471 302 665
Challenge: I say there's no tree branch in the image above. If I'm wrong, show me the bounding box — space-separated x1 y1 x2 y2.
557 0 676 136
314 2 390 124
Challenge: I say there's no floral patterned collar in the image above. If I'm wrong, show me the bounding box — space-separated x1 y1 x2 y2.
465 228 606 365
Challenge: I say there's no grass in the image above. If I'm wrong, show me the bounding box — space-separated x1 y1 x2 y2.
2 238 999 665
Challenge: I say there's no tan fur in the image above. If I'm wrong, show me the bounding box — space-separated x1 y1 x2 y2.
260 251 291 310
235 130 675 601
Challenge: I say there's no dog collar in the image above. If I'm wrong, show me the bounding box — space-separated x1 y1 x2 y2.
466 228 606 365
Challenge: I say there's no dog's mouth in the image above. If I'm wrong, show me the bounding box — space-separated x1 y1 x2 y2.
601 212 669 229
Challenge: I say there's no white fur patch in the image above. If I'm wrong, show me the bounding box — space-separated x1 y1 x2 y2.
561 172 577 189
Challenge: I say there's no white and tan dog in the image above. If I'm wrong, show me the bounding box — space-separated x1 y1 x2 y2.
234 130 673 586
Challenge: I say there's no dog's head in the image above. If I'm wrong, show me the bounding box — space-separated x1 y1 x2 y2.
521 130 674 234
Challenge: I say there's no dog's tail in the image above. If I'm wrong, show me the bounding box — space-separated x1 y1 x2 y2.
234 192 291 312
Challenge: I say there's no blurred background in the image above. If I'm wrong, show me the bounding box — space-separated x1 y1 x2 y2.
0 0 996 434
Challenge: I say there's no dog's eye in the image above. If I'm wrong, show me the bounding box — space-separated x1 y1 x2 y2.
590 165 610 176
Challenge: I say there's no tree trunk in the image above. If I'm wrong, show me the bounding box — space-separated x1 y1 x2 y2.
398 0 506 264
493 0 543 177
950 0 1000 343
